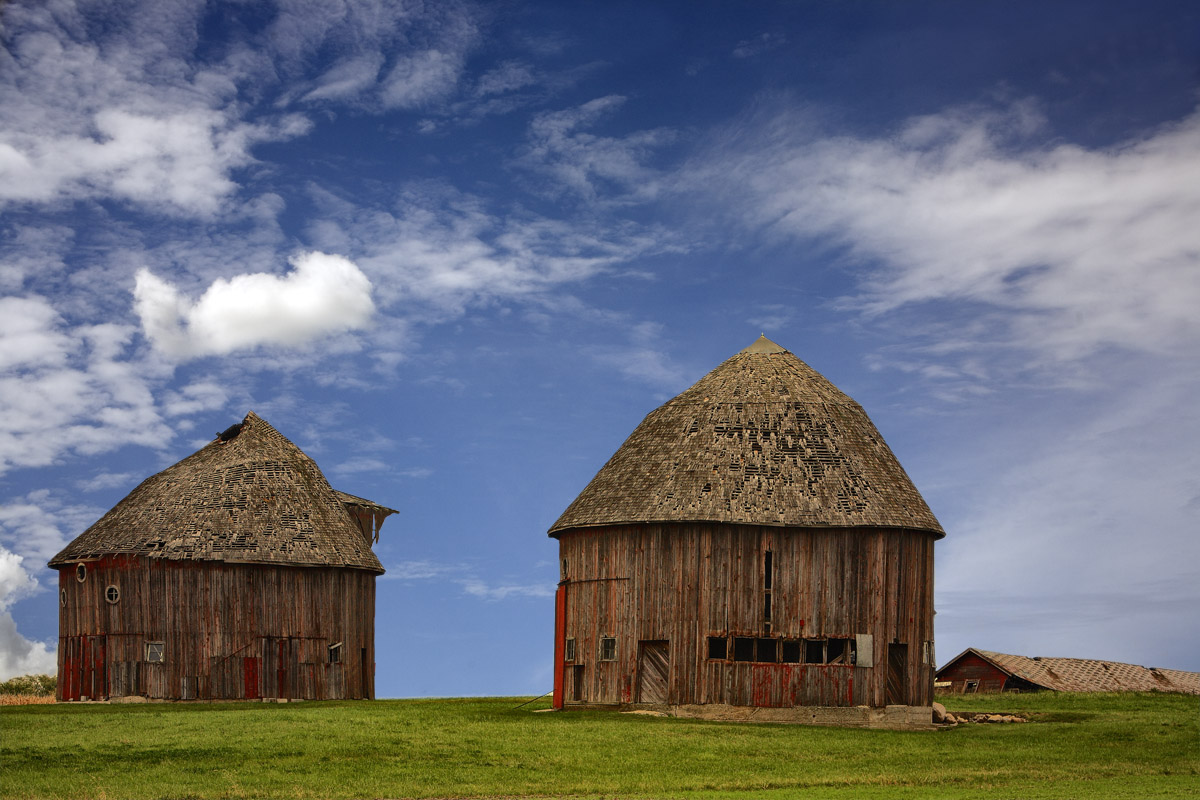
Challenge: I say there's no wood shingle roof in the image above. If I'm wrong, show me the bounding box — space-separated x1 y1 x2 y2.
50 411 391 573
550 336 943 536
940 649 1200 694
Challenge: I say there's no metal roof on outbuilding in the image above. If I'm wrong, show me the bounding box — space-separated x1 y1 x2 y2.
550 335 943 536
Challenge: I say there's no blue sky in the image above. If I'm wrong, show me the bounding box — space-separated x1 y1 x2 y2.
1 0 1198 695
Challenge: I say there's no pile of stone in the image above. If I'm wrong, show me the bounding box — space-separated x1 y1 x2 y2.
933 702 1027 726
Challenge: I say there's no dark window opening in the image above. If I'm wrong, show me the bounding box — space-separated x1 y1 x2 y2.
328 642 343 663
804 639 825 664
76 564 87 583
733 637 755 662
827 638 847 664
763 592 772 622
781 640 801 663
145 641 165 663
600 637 616 661
104 585 120 604
565 637 576 661
764 550 773 589
756 638 777 663
707 636 727 660
60 589 66 608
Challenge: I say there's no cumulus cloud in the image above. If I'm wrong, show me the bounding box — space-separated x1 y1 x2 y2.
134 251 376 359
693 101 1200 366
0 493 103 680
0 547 56 680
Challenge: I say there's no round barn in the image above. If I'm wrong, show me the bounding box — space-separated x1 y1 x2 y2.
549 336 944 728
49 411 395 702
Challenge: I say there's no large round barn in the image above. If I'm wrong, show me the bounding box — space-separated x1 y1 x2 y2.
549 336 943 728
48 411 394 702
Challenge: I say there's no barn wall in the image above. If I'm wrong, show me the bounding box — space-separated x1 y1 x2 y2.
557 523 936 710
57 556 376 701
936 653 1011 693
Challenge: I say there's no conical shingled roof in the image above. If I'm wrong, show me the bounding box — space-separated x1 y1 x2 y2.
550 336 943 537
50 411 387 572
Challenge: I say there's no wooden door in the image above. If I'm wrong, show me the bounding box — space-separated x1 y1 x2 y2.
886 643 908 705
636 640 670 704
62 635 107 700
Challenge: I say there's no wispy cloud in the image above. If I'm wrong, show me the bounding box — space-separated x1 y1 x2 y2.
382 559 554 601
691 101 1200 369
520 96 675 201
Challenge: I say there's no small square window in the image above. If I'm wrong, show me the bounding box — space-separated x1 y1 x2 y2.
756 638 777 663
328 642 343 663
804 639 825 664
781 640 801 663
707 636 727 660
145 642 165 663
733 637 755 662
565 637 576 661
600 637 616 661
828 638 855 665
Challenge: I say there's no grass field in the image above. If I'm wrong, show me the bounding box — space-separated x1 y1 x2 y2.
1 692 1197 799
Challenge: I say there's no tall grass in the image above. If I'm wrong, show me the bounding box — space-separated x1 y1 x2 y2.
1 692 1196 799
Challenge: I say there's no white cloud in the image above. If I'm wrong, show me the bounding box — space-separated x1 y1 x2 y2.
381 559 554 601
134 251 376 359
308 186 678 319
0 1 312 216
0 298 172 475
521 96 675 201
76 472 138 493
460 578 555 601
0 545 57 680
381 49 463 109
695 101 1200 366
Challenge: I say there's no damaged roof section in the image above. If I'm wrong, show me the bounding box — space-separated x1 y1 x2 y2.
50 411 394 573
938 648 1200 694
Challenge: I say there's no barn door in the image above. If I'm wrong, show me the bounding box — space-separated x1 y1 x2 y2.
262 637 298 699
636 640 669 704
886 642 909 705
63 635 107 700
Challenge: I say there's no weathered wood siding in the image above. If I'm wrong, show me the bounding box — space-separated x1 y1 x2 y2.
57 555 376 701
558 523 935 709
936 653 1010 693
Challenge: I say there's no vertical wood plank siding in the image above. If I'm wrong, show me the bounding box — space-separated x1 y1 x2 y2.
57 556 376 701
559 523 935 709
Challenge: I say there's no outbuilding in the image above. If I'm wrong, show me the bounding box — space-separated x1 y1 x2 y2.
936 648 1200 694
49 411 395 702
549 336 944 728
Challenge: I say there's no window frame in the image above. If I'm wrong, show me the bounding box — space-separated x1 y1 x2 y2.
599 636 617 661
145 641 165 663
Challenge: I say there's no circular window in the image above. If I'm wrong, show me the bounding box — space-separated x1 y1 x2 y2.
76 564 87 582
105 585 120 604
60 588 67 607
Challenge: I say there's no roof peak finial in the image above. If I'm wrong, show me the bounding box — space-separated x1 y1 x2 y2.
739 333 789 355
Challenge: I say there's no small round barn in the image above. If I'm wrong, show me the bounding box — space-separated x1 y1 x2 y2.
48 411 395 702
549 336 943 728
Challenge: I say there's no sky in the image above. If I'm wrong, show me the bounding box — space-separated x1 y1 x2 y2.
1 0 1198 696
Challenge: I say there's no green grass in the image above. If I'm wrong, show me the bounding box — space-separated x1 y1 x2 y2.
1 692 1197 799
